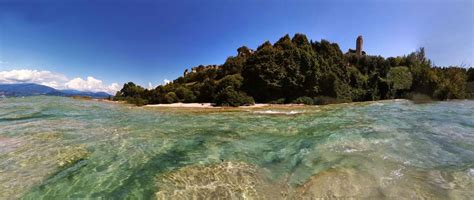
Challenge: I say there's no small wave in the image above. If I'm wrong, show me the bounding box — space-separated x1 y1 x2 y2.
343 148 358 153
0 112 51 122
391 168 404 178
370 102 384 106
253 110 304 115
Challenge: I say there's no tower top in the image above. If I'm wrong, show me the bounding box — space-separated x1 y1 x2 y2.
356 35 363 56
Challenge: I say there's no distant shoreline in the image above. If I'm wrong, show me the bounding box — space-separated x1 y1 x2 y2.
97 98 422 109
97 98 311 108
143 103 304 109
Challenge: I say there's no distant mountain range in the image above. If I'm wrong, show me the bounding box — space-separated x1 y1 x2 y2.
0 83 111 98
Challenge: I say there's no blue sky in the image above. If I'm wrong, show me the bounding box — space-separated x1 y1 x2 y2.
0 0 473 93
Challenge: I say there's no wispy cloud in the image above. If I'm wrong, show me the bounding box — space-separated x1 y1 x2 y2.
0 69 120 94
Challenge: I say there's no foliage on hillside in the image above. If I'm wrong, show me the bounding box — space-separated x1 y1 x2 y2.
114 34 473 106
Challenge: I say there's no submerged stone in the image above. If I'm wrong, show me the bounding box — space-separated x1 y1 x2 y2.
296 168 384 199
0 137 23 153
56 144 89 167
155 162 287 199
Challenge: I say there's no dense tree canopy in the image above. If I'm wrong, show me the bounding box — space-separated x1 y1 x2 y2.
114 34 473 106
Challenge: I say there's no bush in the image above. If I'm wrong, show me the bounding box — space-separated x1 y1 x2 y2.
164 92 179 103
291 96 314 105
467 68 474 82
175 87 196 102
406 93 433 104
213 87 254 107
268 98 286 104
217 74 244 91
126 97 148 106
387 66 413 90
467 81 474 99
313 96 345 105
432 67 467 99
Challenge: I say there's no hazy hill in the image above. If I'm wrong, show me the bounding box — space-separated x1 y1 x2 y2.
0 83 110 98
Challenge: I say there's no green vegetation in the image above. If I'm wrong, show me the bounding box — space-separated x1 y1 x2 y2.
114 33 473 106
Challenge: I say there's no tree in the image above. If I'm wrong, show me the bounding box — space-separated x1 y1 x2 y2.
164 92 179 103
433 67 467 99
115 82 145 98
387 66 413 90
214 87 254 107
113 34 471 106
242 39 284 101
387 66 413 97
467 68 474 82
197 79 217 103
175 87 196 103
217 74 243 91
292 96 313 105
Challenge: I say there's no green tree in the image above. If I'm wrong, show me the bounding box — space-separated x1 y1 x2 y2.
175 87 196 103
197 79 217 102
387 66 413 97
164 92 179 103
217 74 244 91
214 87 254 106
433 67 467 99
292 96 314 105
113 35 471 106
467 68 474 82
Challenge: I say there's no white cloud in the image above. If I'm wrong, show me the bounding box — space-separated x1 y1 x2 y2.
0 69 68 86
64 76 119 94
163 79 171 85
0 69 120 94
107 83 121 94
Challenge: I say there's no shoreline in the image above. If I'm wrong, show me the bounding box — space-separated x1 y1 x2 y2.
145 103 274 108
96 98 409 109
92 98 474 109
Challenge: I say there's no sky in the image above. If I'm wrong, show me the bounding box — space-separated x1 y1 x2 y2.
0 0 473 94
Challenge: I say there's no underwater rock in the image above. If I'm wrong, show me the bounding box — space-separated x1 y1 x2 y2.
0 137 90 199
155 161 287 200
295 167 474 200
0 137 23 153
296 168 383 199
57 144 89 167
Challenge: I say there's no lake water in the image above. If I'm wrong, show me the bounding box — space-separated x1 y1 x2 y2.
0 96 473 199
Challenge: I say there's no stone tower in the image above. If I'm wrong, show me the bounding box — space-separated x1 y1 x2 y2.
356 35 363 56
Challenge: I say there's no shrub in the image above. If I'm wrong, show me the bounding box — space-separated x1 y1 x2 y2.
291 96 314 105
217 74 244 91
466 81 474 99
164 92 179 103
268 98 286 104
406 93 433 104
387 66 413 91
213 87 254 107
126 97 148 106
313 96 345 105
175 87 196 102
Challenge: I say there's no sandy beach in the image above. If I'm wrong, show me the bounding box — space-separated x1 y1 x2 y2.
145 102 271 108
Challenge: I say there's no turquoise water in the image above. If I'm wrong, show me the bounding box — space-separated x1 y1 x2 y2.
0 96 473 199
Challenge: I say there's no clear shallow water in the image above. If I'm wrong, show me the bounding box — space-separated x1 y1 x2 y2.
0 96 473 199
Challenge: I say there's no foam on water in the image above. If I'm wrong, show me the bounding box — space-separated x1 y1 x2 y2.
0 96 472 199
252 110 305 115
